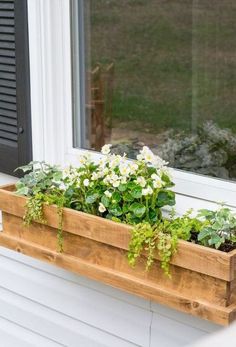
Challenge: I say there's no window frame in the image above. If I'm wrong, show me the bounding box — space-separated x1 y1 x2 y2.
27 0 236 211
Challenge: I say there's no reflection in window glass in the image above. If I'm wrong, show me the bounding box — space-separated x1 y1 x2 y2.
73 0 236 182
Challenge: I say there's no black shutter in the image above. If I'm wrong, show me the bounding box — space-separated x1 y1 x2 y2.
0 0 32 176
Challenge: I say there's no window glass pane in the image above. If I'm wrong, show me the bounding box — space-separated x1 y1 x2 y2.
72 0 236 182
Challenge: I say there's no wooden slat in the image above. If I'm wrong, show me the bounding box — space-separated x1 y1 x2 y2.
0 185 234 281
0 232 235 326
2 212 231 307
0 40 15 49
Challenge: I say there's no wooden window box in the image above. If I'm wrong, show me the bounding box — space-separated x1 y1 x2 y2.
0 184 236 326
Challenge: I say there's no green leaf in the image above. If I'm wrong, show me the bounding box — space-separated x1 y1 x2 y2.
123 192 134 202
131 187 142 199
118 184 127 192
109 205 123 216
129 202 146 218
101 195 110 208
53 171 63 181
197 227 212 241
127 182 136 190
85 193 99 204
16 186 29 196
156 190 175 207
112 192 121 203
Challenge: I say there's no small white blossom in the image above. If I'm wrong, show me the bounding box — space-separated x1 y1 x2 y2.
142 186 153 196
101 144 112 155
129 163 138 174
83 178 90 187
112 180 120 188
104 190 112 198
119 164 131 177
136 176 146 187
98 202 106 213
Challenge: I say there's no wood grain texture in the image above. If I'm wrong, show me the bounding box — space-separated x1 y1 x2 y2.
0 185 234 280
2 212 231 307
0 232 235 326
0 184 236 325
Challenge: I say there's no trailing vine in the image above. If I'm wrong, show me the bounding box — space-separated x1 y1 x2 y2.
128 222 178 276
23 193 46 226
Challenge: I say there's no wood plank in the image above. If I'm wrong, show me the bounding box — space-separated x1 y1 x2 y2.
0 185 234 281
0 232 235 326
2 212 230 307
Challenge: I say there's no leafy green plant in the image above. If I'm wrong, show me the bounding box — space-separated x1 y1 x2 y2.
14 146 236 277
197 207 236 250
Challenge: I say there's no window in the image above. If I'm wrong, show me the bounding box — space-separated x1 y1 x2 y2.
72 0 236 185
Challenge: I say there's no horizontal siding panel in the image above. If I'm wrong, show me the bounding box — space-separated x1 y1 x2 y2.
150 313 210 347
0 287 138 347
0 316 62 347
0 249 151 347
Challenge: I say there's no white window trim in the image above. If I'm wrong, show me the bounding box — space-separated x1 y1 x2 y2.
27 0 236 210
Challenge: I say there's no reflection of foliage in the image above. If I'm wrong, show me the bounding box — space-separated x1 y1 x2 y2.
159 122 236 180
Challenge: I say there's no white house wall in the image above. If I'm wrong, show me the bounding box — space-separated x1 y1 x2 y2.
0 246 219 347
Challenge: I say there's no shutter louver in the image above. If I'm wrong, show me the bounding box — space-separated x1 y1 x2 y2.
0 0 17 150
0 0 32 176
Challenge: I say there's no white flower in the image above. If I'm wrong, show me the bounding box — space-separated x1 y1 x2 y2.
136 176 146 188
83 178 90 187
91 172 99 181
119 164 130 177
112 180 120 188
101 144 112 155
129 163 138 174
142 186 153 196
104 190 112 198
151 173 163 188
98 202 106 213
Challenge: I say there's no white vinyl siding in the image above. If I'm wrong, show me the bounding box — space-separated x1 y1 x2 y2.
0 246 219 347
